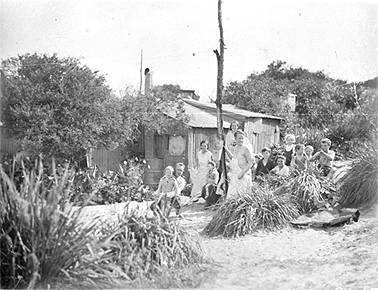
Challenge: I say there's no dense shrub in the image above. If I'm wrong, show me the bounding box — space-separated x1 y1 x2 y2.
69 158 154 206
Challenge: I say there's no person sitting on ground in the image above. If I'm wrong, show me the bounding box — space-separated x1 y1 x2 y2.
283 134 296 166
255 147 276 180
174 162 187 214
204 162 227 210
199 161 219 202
155 166 180 217
271 155 290 177
304 145 314 159
310 138 336 179
290 144 309 172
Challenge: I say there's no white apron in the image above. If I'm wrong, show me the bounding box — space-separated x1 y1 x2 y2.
227 156 252 199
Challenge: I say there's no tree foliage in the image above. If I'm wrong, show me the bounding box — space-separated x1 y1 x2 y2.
1 53 188 164
120 84 189 135
223 60 377 153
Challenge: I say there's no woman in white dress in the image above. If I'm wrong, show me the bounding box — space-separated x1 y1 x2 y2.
224 130 254 199
225 121 239 153
190 140 213 197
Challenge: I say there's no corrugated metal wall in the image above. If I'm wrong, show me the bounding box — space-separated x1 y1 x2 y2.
245 118 280 154
91 146 126 173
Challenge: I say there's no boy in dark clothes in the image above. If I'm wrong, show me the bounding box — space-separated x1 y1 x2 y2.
255 147 276 180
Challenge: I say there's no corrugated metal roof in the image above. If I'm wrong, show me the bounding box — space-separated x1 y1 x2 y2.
183 99 282 120
183 102 231 128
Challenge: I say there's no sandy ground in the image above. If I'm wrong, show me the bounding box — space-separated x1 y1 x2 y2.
73 162 377 289
76 195 377 290
179 201 378 290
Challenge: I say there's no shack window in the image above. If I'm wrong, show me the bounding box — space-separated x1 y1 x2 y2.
169 136 186 156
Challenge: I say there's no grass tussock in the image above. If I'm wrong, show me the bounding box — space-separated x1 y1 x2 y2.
0 158 208 289
69 214 207 288
203 186 299 238
0 158 97 289
275 168 329 213
338 147 378 209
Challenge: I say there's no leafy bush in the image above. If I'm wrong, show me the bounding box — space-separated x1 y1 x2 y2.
69 158 154 206
338 146 378 209
203 186 299 238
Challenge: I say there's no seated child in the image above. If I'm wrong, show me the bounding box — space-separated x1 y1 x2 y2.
255 147 276 180
291 144 308 172
304 145 314 159
175 162 187 194
310 138 335 178
205 163 231 210
201 161 219 200
155 166 180 216
173 162 186 215
271 155 290 177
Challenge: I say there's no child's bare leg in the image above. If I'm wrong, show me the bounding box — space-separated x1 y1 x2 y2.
160 194 166 215
205 185 209 198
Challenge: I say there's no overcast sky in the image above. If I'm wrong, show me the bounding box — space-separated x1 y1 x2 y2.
1 0 377 100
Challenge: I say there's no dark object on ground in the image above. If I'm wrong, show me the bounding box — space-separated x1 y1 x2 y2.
291 207 360 228
201 184 221 210
181 184 193 196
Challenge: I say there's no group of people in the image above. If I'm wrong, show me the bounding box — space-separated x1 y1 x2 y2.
252 134 335 180
154 121 336 217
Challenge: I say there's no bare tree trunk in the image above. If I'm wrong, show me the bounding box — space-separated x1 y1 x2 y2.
214 0 228 197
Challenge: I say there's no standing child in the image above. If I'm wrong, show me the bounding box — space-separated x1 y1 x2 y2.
156 166 180 217
310 138 335 179
304 145 314 159
271 155 290 177
255 147 276 180
291 144 308 172
283 134 296 166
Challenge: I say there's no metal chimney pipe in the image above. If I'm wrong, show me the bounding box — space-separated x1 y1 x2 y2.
144 68 153 95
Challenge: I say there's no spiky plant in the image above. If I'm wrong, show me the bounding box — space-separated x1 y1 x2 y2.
71 212 207 288
274 165 331 213
203 186 299 238
1 158 209 289
337 147 377 209
0 158 99 289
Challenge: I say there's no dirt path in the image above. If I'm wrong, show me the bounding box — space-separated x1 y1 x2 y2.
179 203 378 290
